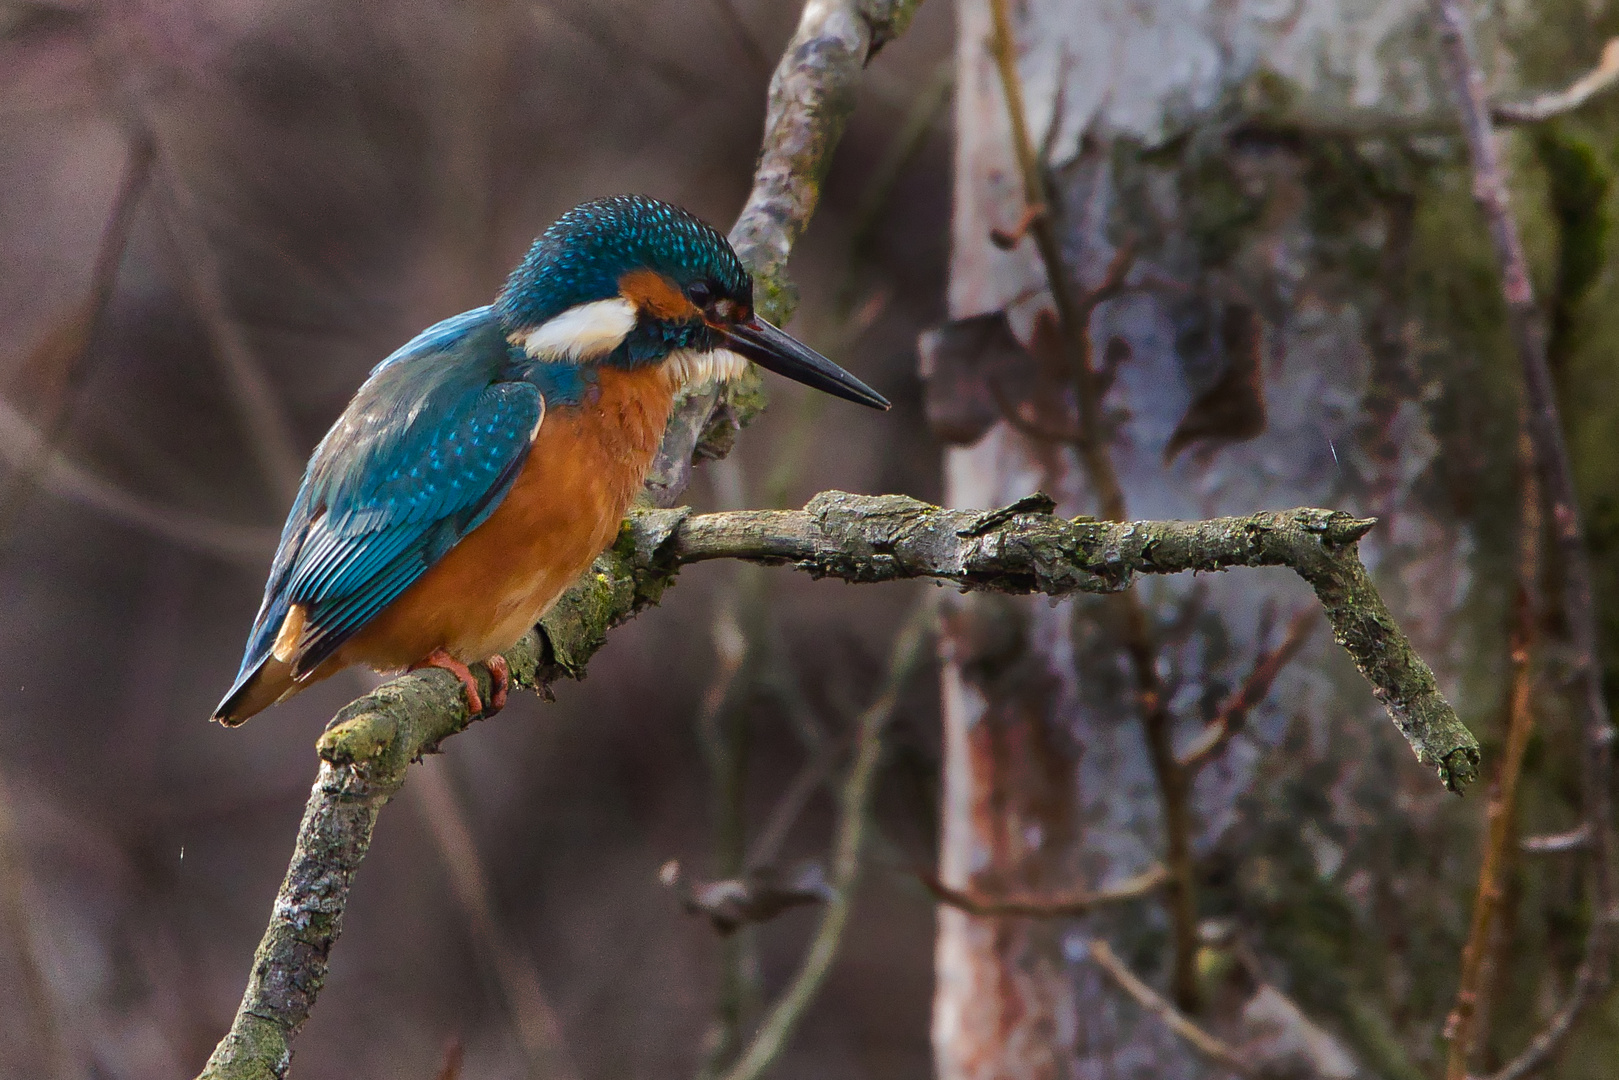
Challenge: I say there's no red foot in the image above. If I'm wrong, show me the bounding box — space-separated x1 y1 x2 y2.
409 648 485 716
484 654 509 714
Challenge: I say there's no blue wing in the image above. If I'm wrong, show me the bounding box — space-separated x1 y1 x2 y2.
216 306 541 717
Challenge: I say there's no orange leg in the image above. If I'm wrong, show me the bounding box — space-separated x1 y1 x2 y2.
406 649 510 717
410 648 486 716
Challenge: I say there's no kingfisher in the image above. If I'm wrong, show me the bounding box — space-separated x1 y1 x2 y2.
212 195 888 725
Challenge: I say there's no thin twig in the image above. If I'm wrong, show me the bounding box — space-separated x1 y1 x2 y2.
1446 418 1541 1078
1492 38 1619 124
409 758 580 1080
1085 938 1257 1079
1429 5 1619 1075
151 172 305 504
986 0 1205 1009
985 0 1123 521
1179 609 1316 773
920 863 1167 918
692 454 765 1080
0 766 73 1079
746 735 849 870
0 395 277 565
716 602 935 1080
0 135 153 545
1521 824 1592 854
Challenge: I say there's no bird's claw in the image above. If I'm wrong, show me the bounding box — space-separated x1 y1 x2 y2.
484 654 509 714
409 649 486 716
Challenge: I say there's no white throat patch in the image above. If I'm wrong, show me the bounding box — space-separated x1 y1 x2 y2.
512 297 638 361
663 347 751 391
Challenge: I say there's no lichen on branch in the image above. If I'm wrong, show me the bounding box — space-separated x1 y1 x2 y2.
197 489 1478 1080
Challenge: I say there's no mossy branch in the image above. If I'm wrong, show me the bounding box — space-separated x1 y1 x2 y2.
197 492 1476 1079
644 0 926 505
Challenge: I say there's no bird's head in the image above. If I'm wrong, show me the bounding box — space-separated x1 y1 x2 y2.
494 195 889 409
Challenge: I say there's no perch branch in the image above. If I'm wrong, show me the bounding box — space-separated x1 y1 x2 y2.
197 492 1477 1078
1430 3 1619 1075
1085 938 1257 1079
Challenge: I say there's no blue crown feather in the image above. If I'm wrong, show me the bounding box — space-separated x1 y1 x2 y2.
495 195 751 332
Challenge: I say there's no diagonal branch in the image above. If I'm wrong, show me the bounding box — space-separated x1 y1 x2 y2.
1085 938 1256 1079
715 601 935 1080
1179 608 1315 774
1491 38 1619 124
0 394 277 565
644 0 927 505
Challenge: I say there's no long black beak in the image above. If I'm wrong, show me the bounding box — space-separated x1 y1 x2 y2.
722 317 890 410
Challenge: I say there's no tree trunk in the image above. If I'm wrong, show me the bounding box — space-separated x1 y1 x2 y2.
930 0 1491 1075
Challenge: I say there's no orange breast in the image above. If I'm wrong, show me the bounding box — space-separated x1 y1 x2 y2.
333 364 677 672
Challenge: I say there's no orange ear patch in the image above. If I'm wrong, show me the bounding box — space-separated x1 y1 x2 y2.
619 269 699 321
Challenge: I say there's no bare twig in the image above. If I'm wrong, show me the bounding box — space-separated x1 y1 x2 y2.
151 172 305 504
746 735 849 869
1179 609 1316 773
0 395 277 564
0 135 152 543
715 601 936 1080
1446 420 1541 1079
1429 4 1619 1075
409 758 580 1080
985 0 1123 521
920 863 1167 918
1521 824 1592 854
0 766 72 1080
1492 38 1619 124
1085 938 1257 1079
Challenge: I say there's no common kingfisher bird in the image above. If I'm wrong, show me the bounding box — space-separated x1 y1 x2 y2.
212 195 888 725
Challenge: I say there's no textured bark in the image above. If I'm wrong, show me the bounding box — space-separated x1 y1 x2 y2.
935 0 1480 1075
197 492 1472 1079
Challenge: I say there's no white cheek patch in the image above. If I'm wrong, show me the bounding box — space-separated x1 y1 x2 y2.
512 297 638 361
663 348 752 391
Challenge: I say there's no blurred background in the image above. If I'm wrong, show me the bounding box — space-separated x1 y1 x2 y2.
8 0 1619 1078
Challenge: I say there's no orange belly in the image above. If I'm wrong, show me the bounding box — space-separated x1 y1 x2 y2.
331 364 677 672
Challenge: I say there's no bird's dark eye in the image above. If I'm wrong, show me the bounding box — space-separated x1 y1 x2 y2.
687 280 714 308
